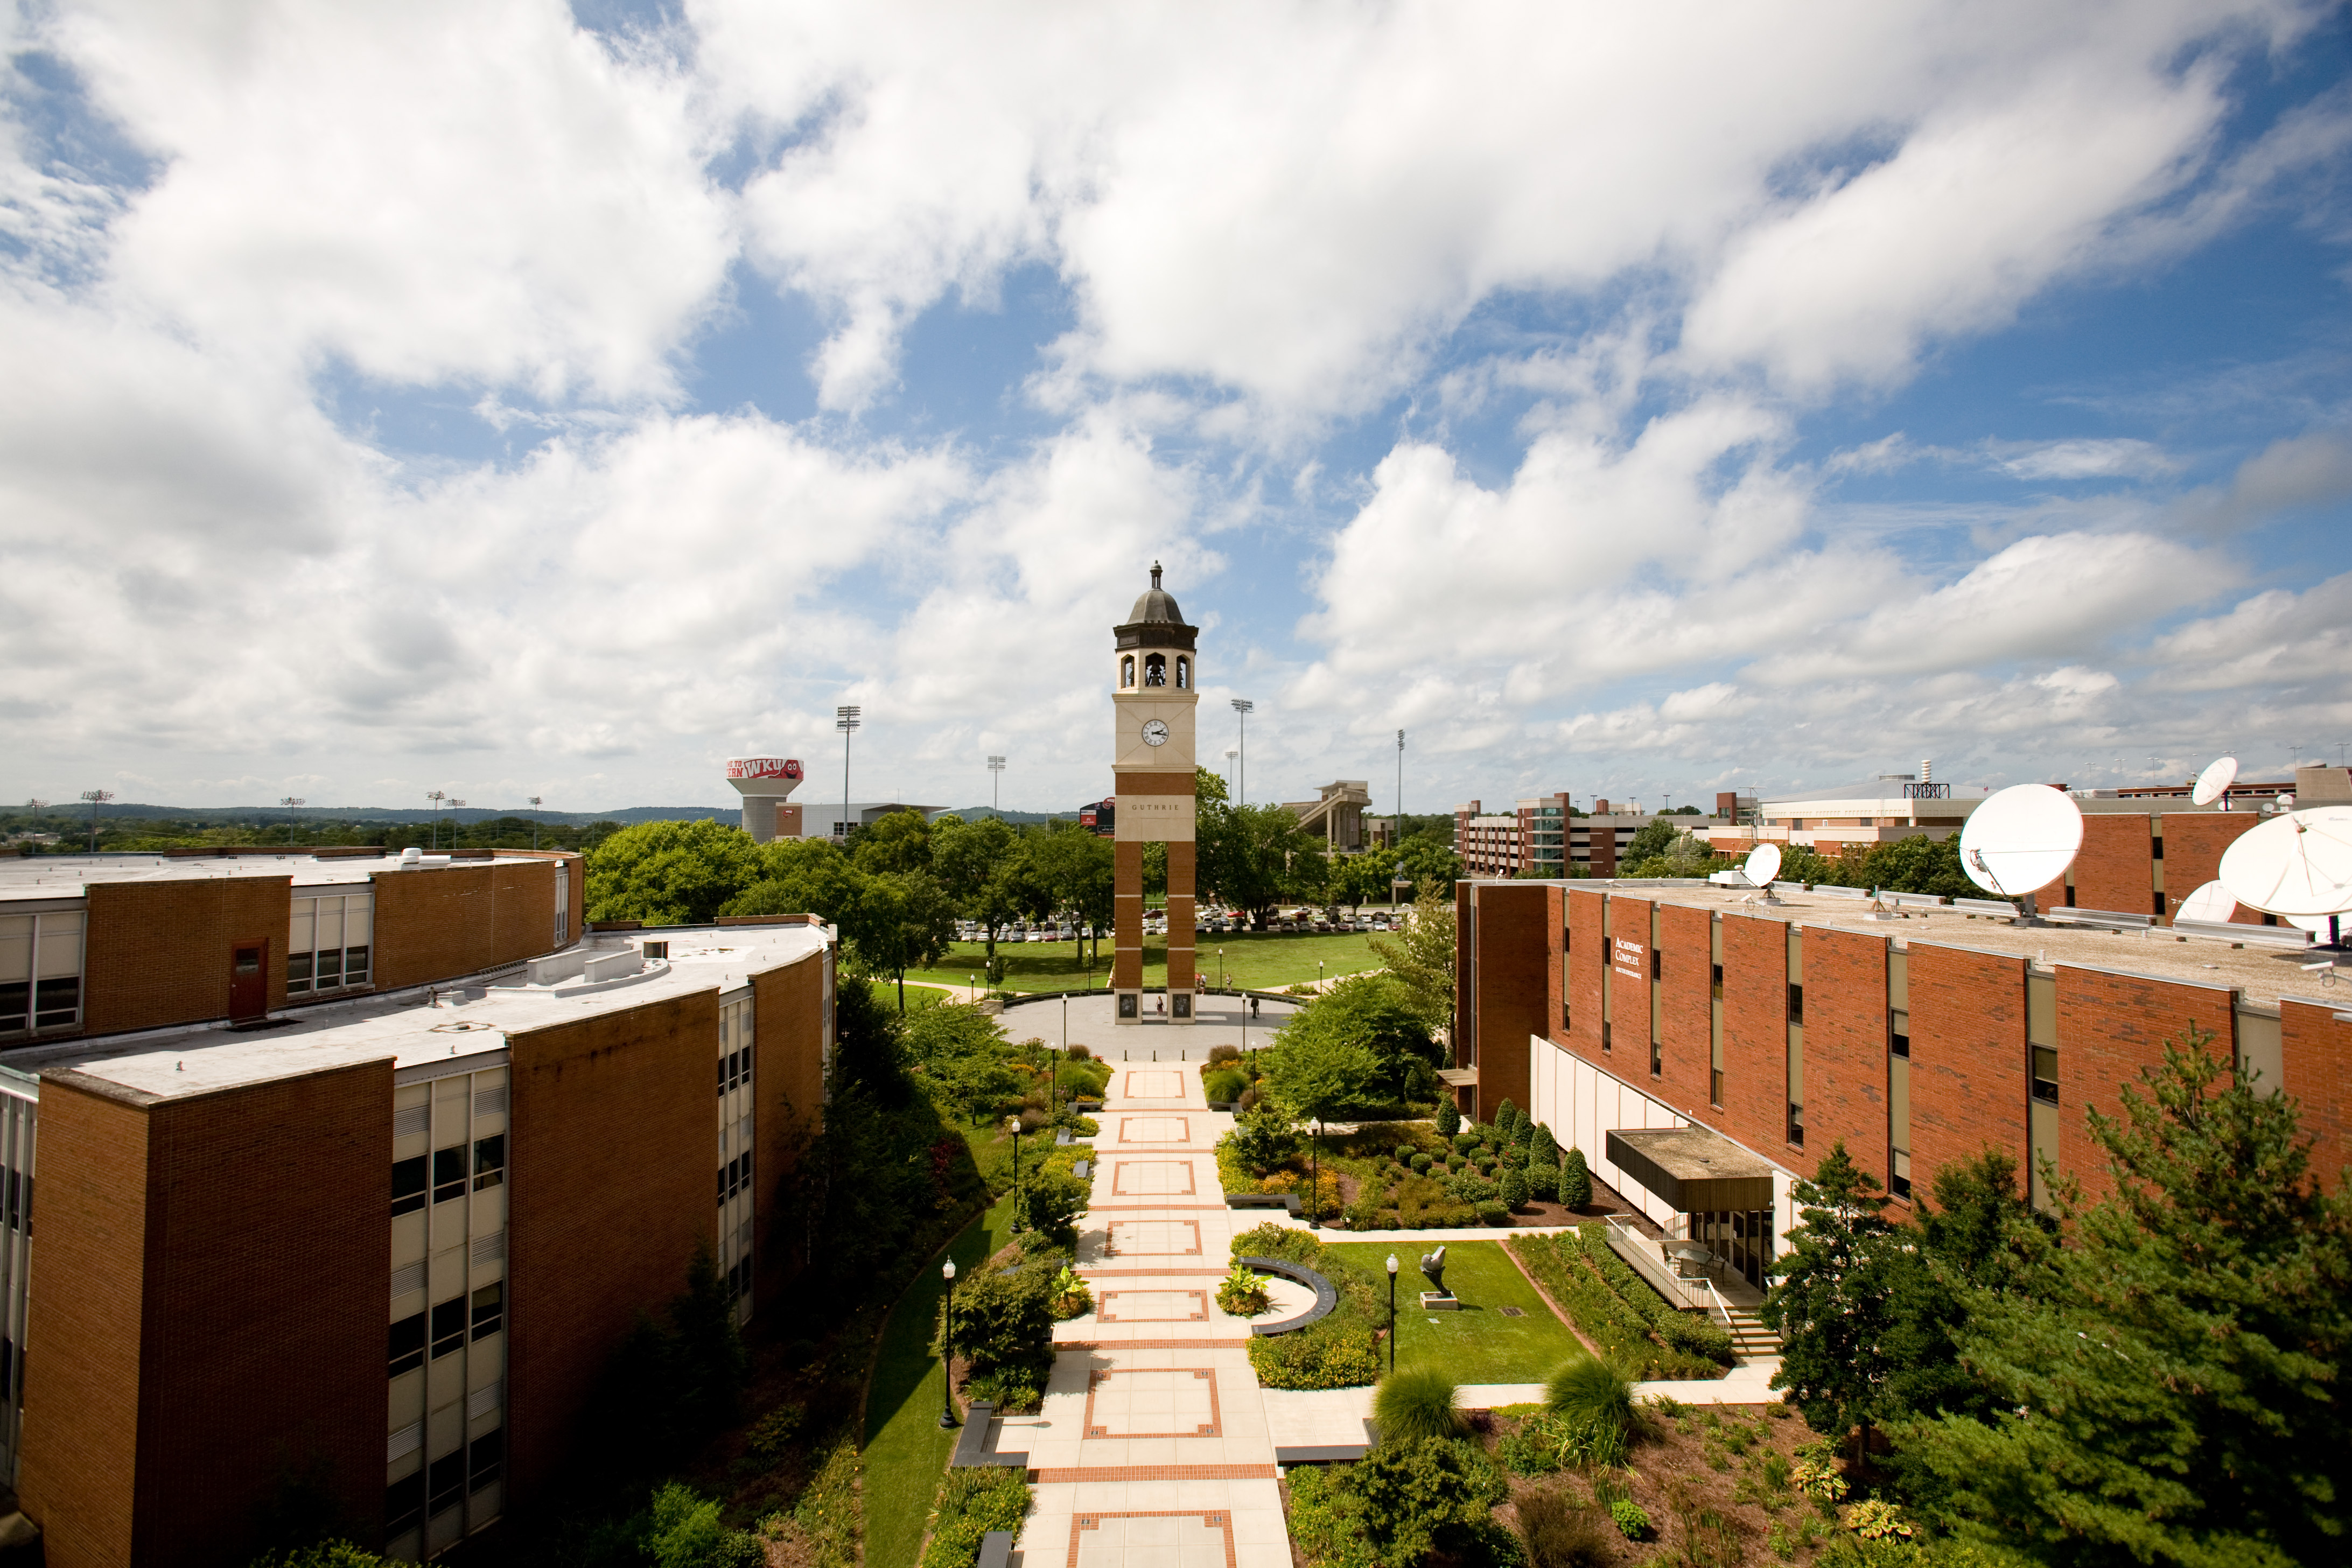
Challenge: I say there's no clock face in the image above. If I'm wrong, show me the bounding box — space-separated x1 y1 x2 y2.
1141 719 1170 747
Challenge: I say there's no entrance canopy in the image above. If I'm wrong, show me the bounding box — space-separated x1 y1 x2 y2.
1605 1126 1775 1213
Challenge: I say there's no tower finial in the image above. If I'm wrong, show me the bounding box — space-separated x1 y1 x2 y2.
1151 561 1163 589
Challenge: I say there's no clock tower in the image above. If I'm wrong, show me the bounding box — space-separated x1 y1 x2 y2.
1112 563 1198 1024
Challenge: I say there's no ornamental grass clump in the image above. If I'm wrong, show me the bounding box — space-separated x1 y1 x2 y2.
1371 1366 1465 1445
1544 1354 1635 1445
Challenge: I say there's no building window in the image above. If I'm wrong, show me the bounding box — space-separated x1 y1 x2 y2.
389 1312 427 1377
432 1147 467 1205
473 1134 505 1192
554 862 570 946
1175 655 1190 689
1787 1103 1805 1147
1144 653 1167 687
427 1447 466 1518
430 1297 467 1359
387 1472 426 1536
0 911 85 1035
471 1282 503 1341
286 893 373 996
1711 1068 1724 1107
1891 1028 1910 1058
1890 1149 1913 1200
470 1428 503 1494
1121 655 1135 688
2032 1046 2059 1104
1649 1039 1662 1079
391 1156 428 1217
1711 962 1723 999
1786 983 1804 1024
643 940 669 960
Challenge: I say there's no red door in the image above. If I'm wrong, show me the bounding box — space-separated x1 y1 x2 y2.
229 939 268 1021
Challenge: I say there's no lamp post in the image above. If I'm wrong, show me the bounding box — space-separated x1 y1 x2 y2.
1385 1253 1399 1371
1006 1115 1023 1232
988 755 1005 815
1309 1114 1322 1230
1231 699 1254 806
1058 995 1068 1118
1217 948 1224 991
938 1258 959 1427
1224 747 1239 801
79 789 114 853
528 796 542 851
836 705 862 844
1395 729 1404 845
448 800 466 851
426 790 445 850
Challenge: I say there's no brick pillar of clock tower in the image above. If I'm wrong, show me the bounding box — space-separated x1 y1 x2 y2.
1113 840 1145 992
1165 841 1196 999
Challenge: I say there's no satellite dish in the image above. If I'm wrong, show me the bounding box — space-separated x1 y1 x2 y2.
1744 842 1782 888
2217 806 2352 918
2191 756 2237 807
2174 880 2237 924
1958 784 2083 899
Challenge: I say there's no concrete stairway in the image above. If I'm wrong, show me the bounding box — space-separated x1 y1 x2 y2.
1725 1309 1781 1358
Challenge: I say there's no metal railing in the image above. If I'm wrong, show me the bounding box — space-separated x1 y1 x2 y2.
1601 1215 1711 1311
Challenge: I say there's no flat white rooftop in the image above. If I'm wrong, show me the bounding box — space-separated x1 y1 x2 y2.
0 850 554 904
5 923 829 1102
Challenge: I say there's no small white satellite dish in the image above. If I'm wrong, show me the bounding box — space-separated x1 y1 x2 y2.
2276 793 2295 809
1744 842 1782 888
1958 783 2084 902
2217 806 2352 918
2175 880 2237 925
2191 756 2237 807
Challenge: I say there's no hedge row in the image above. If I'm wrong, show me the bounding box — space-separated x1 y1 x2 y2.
1505 1232 1721 1381
1579 1227 1735 1365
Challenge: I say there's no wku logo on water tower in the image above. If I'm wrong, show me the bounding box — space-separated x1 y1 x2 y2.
727 758 803 781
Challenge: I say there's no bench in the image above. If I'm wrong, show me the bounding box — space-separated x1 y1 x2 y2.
950 1402 1030 1469
1226 1192 1302 1216
1238 1255 1339 1336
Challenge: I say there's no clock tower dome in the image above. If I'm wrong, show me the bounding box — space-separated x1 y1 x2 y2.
1111 562 1198 1023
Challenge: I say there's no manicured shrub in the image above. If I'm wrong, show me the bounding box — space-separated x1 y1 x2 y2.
1499 1168 1529 1210
1393 1142 1417 1163
1434 1098 1461 1137
1477 1199 1509 1226
1410 1152 1434 1174
1527 1163 1559 1202
1248 1326 1382 1388
1352 1437 1509 1565
1495 1098 1519 1133
1228 1103 1300 1175
1453 1130 1480 1153
1559 1146 1592 1208
1372 1366 1465 1444
1530 1121 1560 1168
1229 1220 1324 1265
1580 1234 1734 1363
919 1467 1032 1568
1501 1142 1528 1168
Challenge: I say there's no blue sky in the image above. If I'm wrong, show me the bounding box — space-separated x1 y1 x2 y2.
3 1 2350 817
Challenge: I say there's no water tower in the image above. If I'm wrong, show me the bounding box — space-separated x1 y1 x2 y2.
726 757 805 842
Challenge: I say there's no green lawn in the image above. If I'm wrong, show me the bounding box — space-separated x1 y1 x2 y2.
1319 1241 1583 1385
904 932 1384 995
859 1192 1018 1568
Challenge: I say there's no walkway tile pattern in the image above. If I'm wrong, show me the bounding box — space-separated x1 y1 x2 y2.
1010 1046 1294 1568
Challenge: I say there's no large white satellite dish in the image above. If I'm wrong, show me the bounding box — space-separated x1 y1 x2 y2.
2191 756 2237 807
2217 806 2352 919
1744 842 1782 888
1959 784 2084 905
2175 880 2237 925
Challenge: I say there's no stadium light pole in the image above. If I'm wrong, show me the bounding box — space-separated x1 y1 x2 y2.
426 790 445 851
988 755 1005 815
837 706 862 844
80 789 114 853
1230 699 1254 807
1395 729 1404 846
447 800 465 851
528 796 542 851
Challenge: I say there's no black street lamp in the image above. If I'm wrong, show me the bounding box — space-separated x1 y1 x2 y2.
1385 1253 1399 1372
1309 1115 1322 1230
1006 1116 1023 1231
938 1258 958 1427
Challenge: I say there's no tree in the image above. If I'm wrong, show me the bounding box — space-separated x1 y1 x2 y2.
1623 817 1681 863
933 815 1041 983
1434 1097 1461 1138
1760 1142 1911 1463
1273 972 1438 1102
584 818 764 925
1559 1146 1591 1207
1530 1121 1558 1168
1368 885 1455 1037
1229 1102 1301 1176
1393 831 1461 892
1858 834 1974 900
845 869 957 1010
1260 1025 1383 1125
1334 846 1401 912
720 836 869 924
1201 801 1324 925
1893 1031 2352 1567
852 808 935 875
1028 822 1115 967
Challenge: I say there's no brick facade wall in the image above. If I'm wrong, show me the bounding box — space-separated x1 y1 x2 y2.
2157 813 2263 923
1656 903 1713 1116
2072 814 2154 918
1464 884 1551 1122
373 858 561 992
20 1061 390 1568
1112 841 1144 991
506 988 717 1503
1717 914 1791 1164
17 1079 149 1568
2054 966 2236 1202
752 948 829 1294
1562 889 1605 1067
83 877 295 1034
2280 998 2350 1195
1907 943 2029 1199
1800 926 1891 1193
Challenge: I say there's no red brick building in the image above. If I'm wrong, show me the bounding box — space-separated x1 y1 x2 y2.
0 850 835 1568
1453 816 2349 1292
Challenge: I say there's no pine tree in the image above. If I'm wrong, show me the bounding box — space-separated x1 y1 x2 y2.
1894 1030 2352 1566
1759 1142 1906 1463
1495 1098 1518 1137
1530 1121 1560 1169
1558 1146 1591 1208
